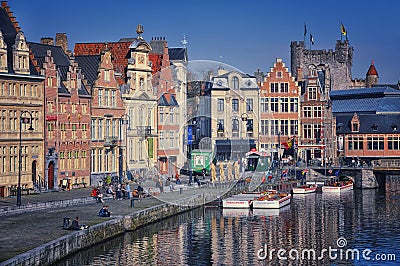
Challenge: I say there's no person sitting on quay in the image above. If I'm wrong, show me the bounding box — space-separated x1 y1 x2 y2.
69 216 88 230
98 205 111 217
90 187 104 203
106 185 116 200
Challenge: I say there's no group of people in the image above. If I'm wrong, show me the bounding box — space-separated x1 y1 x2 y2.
105 183 131 200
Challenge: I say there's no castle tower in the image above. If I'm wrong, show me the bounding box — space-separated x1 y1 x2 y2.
366 60 378 88
290 40 353 90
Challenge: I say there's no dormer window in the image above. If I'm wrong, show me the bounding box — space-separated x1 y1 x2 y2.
337 123 343 132
351 113 360 133
371 123 378 131
232 76 239 90
391 123 398 132
352 123 359 132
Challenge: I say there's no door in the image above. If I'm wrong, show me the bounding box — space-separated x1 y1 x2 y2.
48 161 54 189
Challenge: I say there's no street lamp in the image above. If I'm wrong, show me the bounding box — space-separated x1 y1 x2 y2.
17 110 34 206
119 114 131 184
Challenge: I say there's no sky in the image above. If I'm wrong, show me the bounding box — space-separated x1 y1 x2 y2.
7 0 400 84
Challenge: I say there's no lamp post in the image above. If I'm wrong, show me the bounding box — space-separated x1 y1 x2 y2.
119 114 131 184
17 110 34 206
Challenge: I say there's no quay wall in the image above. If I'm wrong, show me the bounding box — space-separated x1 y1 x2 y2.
1 194 210 266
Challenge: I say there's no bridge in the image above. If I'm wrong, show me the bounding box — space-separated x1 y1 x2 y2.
310 159 400 189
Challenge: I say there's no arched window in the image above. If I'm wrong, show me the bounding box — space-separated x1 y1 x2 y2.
232 76 239 90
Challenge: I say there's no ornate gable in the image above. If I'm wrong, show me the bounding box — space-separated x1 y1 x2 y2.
12 31 29 74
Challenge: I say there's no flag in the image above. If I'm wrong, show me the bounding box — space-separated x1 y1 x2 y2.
328 168 333 174
341 23 347 36
304 23 307 38
310 34 314 45
335 169 340 177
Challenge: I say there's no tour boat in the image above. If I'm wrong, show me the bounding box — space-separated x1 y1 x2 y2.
292 184 318 194
322 181 353 193
252 192 292 209
222 193 261 208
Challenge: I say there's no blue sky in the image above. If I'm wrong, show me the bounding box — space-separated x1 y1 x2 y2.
9 0 400 83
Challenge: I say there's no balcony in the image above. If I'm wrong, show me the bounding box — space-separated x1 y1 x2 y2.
137 126 153 137
104 136 118 147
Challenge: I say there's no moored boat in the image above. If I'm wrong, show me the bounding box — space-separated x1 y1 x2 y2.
322 181 353 193
292 184 318 194
252 192 292 209
222 193 261 208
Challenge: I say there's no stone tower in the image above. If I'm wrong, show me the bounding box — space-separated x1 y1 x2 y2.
366 60 378 88
290 40 354 90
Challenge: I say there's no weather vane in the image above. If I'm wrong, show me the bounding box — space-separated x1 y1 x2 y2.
136 24 144 38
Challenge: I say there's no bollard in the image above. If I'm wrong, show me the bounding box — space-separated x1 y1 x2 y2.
131 198 135 208
63 217 70 229
180 188 183 194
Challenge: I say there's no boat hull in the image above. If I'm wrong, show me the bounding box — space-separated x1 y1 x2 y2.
252 195 292 209
322 183 353 193
293 186 317 194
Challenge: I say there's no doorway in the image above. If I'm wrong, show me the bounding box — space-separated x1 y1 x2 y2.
48 161 54 189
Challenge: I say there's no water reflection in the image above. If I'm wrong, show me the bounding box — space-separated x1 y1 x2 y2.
54 179 400 266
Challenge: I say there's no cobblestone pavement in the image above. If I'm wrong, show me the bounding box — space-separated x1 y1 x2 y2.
0 181 235 262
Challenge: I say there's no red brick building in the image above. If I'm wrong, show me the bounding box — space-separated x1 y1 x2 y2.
30 39 91 190
259 58 300 161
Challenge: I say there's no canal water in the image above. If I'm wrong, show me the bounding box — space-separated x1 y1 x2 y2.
54 179 400 265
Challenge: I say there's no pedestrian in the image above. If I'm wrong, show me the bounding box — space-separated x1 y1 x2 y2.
116 184 122 200
125 183 131 199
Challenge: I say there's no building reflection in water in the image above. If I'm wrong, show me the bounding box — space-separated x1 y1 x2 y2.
55 179 400 265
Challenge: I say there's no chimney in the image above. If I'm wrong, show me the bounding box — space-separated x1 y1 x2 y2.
297 67 302 81
56 33 68 53
41 37 54 46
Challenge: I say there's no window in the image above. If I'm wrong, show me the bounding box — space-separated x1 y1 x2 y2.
232 99 239 112
271 98 279 112
232 76 239 90
261 120 269 135
303 124 312 139
388 136 400 150
270 82 279 93
104 90 109 106
159 107 164 123
303 106 312 118
280 82 288 93
218 98 224 112
261 98 268 113
314 106 322 118
105 119 110 137
271 120 279 136
98 89 102 106
276 71 282 78
111 90 116 107
314 124 321 143
217 119 224 136
280 98 289 112
348 136 363 150
246 98 253 112
160 131 165 148
170 131 174 147
290 98 298 112
367 136 384 150
140 78 144 89
352 122 359 132
290 120 298 135
104 70 110 81
91 119 96 139
98 119 103 139
280 120 289 135
169 108 174 123
308 87 317 100
232 119 239 137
